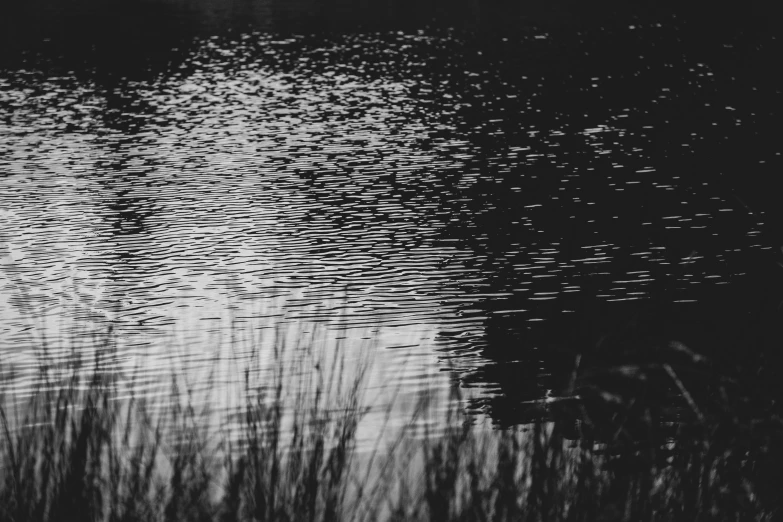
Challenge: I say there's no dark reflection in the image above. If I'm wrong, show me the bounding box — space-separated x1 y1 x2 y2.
99 166 154 238
95 89 159 237
1 1 194 83
381 21 782 425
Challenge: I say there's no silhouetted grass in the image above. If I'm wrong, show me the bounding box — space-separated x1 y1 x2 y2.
2 326 783 521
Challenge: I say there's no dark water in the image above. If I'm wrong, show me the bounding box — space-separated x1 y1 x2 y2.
1 1 781 431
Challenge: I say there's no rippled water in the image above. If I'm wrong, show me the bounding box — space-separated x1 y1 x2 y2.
2 8 780 435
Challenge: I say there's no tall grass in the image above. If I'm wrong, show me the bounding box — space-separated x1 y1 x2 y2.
2 326 782 521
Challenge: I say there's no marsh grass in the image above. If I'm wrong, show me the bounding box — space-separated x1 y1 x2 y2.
2 325 783 522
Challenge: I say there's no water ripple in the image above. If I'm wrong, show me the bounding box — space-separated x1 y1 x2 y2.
1 27 776 429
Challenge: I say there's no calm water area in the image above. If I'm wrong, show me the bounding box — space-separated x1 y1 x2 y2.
1 1 781 443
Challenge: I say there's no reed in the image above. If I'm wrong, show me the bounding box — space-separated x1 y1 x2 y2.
2 326 782 522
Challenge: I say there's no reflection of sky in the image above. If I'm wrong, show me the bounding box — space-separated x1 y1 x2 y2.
0 41 478 440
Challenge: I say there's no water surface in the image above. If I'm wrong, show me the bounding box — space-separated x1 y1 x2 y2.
2 5 781 434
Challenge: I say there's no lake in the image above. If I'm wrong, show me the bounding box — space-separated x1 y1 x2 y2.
1 0 781 443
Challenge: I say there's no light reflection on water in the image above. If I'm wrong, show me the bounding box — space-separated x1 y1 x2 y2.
0 26 776 437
